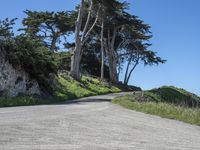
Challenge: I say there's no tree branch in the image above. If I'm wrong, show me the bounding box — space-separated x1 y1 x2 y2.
81 0 93 41
82 6 100 44
126 55 140 84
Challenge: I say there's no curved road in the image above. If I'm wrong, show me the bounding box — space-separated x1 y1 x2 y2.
0 93 200 150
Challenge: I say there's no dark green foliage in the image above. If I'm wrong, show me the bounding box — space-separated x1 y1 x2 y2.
55 51 71 71
54 49 111 79
116 83 142 91
0 18 17 38
12 36 59 77
0 36 59 88
81 47 110 79
0 18 59 85
20 10 75 50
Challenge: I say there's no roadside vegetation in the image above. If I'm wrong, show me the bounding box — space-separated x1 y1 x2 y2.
0 75 123 107
0 74 144 107
54 75 122 100
0 96 50 107
113 86 200 126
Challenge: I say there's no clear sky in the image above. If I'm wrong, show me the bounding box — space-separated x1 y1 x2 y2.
0 0 199 95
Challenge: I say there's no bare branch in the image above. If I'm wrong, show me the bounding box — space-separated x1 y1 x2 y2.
126 57 139 83
81 0 93 41
82 6 100 44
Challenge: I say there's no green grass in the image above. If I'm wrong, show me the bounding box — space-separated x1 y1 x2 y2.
113 86 200 126
54 75 121 100
0 96 51 107
0 75 121 107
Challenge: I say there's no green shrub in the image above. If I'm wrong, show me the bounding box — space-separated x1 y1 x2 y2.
55 51 71 71
0 36 60 90
8 36 59 78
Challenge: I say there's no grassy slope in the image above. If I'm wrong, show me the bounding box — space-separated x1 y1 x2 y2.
54 75 121 100
146 86 200 107
113 86 200 126
0 75 121 107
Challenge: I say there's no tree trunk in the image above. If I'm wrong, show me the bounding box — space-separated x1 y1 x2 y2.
124 58 131 85
107 28 118 83
70 0 99 80
70 43 82 80
126 61 138 84
70 0 84 80
112 57 118 83
50 34 57 51
100 18 104 80
108 50 118 83
81 0 93 42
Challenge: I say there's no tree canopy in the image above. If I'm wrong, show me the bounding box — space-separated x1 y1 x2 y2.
20 10 75 51
0 0 166 88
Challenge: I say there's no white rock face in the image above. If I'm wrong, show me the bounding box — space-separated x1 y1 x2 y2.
0 51 40 97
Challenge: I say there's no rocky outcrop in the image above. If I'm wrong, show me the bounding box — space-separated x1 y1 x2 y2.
0 51 40 97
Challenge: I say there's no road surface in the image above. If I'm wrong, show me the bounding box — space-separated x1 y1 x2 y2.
0 93 200 150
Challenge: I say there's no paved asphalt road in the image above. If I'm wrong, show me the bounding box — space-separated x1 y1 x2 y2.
0 93 200 150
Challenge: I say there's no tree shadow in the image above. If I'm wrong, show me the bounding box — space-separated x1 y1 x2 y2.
64 98 111 105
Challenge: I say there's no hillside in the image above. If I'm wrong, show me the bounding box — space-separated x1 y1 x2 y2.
0 75 123 107
53 74 122 100
113 86 200 126
143 86 200 107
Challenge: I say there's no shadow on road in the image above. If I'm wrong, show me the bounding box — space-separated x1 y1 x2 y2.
63 98 111 105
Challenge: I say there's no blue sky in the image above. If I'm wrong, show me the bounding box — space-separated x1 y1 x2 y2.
0 0 199 95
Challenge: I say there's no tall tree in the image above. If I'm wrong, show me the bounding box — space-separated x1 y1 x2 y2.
97 0 128 83
98 0 124 81
71 0 100 80
59 0 166 84
104 6 155 83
